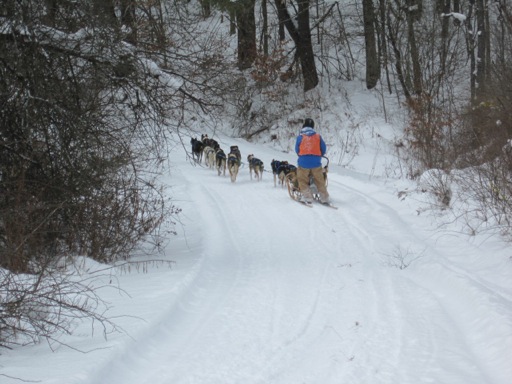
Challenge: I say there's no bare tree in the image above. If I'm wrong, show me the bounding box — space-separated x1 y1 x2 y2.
464 0 491 103
274 0 319 91
120 0 138 45
235 0 257 70
261 0 269 56
363 0 380 89
200 0 212 18
406 0 423 96
475 0 489 99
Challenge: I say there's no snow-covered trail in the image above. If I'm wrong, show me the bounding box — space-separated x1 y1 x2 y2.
3 137 511 384
85 141 369 384
78 138 512 384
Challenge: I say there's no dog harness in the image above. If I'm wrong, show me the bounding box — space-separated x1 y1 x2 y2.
250 157 263 166
228 153 239 165
278 163 296 174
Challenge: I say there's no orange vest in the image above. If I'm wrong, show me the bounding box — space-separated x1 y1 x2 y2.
299 134 321 156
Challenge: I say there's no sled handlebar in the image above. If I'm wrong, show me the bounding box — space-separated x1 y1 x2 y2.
322 156 329 169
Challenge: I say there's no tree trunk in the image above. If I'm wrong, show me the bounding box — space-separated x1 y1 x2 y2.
476 0 487 99
386 8 411 100
363 0 380 89
262 0 269 56
120 0 137 45
467 0 477 101
297 0 319 91
44 0 58 27
230 8 237 35
439 0 450 76
236 0 257 70
407 8 422 95
200 0 211 18
92 0 117 27
377 0 392 93
275 0 319 91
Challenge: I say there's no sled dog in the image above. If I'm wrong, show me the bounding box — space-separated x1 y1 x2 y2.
227 153 239 182
247 154 264 181
216 148 227 176
190 138 204 163
203 146 215 169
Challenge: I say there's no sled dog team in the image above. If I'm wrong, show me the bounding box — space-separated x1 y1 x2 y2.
190 135 265 183
190 135 305 189
190 118 331 205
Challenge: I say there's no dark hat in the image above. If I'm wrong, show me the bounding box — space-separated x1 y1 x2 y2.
303 118 315 128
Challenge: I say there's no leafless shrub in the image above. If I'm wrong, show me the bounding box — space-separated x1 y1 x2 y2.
0 262 120 350
418 169 453 209
452 144 512 239
449 60 512 238
383 245 425 270
404 95 456 172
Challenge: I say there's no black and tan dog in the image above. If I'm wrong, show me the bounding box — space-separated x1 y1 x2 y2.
227 146 241 182
247 154 264 181
270 159 283 187
215 148 227 176
270 159 296 187
202 134 219 151
227 153 239 182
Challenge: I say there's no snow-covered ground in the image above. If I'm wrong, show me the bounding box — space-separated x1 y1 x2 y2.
2 127 512 384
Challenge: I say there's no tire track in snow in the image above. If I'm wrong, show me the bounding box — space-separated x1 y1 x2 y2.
325 172 512 384
82 178 250 384
94 162 346 384
79 143 511 384
314 174 444 382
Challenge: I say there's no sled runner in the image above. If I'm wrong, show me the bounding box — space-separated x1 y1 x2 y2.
285 156 336 209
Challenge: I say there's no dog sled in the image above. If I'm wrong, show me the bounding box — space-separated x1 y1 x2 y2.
284 156 337 208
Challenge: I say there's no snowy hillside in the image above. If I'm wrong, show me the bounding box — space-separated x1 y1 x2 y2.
3 127 512 384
